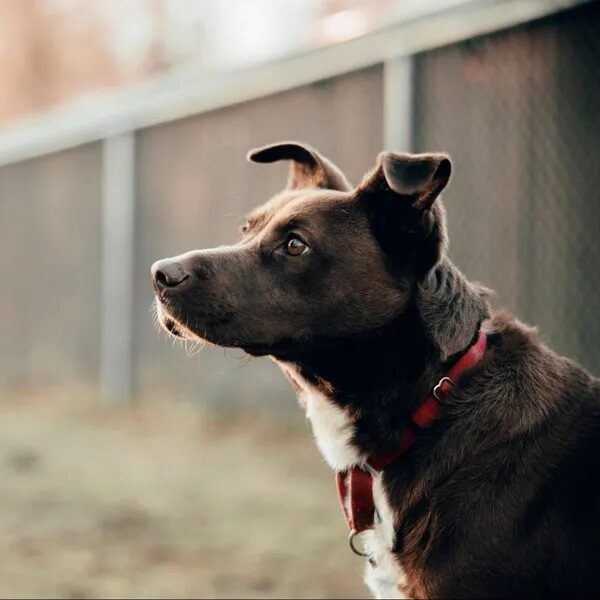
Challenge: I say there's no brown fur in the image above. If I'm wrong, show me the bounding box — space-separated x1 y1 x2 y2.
152 141 600 598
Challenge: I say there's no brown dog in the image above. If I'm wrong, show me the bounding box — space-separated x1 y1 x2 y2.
151 142 600 598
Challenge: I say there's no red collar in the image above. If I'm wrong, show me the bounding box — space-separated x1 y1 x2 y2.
336 330 487 555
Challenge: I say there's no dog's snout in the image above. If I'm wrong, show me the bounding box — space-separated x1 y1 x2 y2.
152 259 189 290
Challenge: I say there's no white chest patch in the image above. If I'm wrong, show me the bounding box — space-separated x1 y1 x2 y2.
302 390 361 471
302 389 408 598
363 474 408 599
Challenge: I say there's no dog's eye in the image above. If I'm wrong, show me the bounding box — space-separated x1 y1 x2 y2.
286 236 309 256
240 222 250 234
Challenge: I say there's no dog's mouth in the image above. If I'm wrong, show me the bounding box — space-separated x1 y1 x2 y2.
154 299 196 341
163 316 185 338
154 297 292 358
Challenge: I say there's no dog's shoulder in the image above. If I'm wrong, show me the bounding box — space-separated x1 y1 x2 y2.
395 311 600 598
435 308 599 464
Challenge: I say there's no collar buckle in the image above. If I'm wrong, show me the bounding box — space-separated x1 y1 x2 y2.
432 376 454 400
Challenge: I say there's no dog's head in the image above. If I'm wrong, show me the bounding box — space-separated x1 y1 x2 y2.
152 141 451 357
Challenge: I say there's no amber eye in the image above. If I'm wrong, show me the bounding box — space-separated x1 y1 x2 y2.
285 236 309 256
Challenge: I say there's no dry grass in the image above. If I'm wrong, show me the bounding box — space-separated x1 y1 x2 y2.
0 388 365 599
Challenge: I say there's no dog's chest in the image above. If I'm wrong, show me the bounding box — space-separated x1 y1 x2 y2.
302 388 361 470
363 476 409 599
302 390 408 598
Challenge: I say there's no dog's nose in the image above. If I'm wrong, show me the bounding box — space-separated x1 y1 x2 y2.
151 259 189 290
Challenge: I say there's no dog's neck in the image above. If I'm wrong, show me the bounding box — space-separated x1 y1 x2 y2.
277 257 490 459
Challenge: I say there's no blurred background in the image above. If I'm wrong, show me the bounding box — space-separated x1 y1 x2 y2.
0 0 598 597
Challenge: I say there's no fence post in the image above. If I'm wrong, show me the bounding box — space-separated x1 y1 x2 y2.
383 56 414 152
100 132 136 400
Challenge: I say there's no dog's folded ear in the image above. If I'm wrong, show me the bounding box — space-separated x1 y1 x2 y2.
359 151 452 273
361 151 452 210
382 152 451 210
247 141 352 192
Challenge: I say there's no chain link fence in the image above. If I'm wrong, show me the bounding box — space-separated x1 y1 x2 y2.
413 0 600 373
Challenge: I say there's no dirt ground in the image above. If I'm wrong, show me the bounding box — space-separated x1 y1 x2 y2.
0 388 365 599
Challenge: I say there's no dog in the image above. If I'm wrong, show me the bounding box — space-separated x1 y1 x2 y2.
151 141 600 598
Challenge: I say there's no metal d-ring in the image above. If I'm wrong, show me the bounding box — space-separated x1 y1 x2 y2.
348 529 370 557
433 376 454 400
